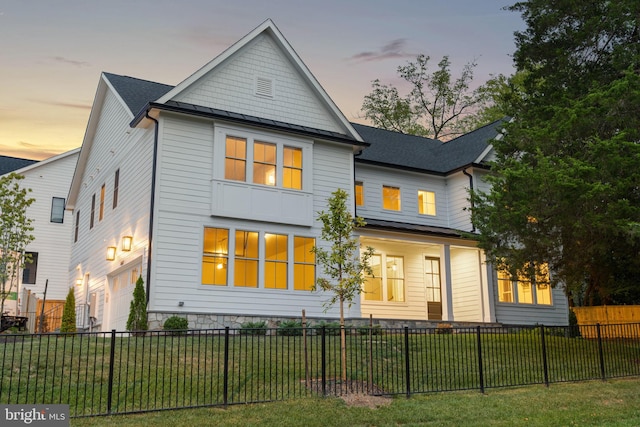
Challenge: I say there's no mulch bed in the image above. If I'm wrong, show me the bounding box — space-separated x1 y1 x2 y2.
305 379 393 408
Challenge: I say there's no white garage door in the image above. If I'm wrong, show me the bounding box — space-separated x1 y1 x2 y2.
108 264 142 332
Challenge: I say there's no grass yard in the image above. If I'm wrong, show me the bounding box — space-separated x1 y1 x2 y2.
71 379 640 427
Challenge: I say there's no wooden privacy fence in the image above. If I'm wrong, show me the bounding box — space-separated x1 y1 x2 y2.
573 306 640 338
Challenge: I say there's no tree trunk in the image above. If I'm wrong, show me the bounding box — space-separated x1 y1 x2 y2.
339 295 347 386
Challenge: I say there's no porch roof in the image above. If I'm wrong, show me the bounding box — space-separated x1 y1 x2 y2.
361 218 477 239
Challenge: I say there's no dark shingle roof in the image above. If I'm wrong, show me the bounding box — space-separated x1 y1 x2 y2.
0 155 38 176
352 119 506 174
103 73 173 115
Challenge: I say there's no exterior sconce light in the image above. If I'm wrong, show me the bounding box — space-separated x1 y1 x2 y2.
75 278 83 286
106 246 117 261
122 236 133 252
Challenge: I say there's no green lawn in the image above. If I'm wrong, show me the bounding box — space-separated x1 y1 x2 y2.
70 379 640 427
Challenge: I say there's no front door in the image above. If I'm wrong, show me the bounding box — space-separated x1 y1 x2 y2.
425 257 442 320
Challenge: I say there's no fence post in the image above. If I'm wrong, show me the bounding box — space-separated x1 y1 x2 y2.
596 323 606 381
540 326 549 387
321 326 326 397
404 326 411 398
106 330 116 414
476 326 484 393
223 327 230 406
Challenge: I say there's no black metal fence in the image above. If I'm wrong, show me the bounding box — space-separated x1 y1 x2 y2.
1 323 639 418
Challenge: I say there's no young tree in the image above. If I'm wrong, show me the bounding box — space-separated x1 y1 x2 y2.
471 0 640 305
312 188 375 382
361 55 489 140
0 173 35 316
60 287 77 333
126 275 148 333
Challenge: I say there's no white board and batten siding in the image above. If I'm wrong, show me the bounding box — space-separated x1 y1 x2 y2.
150 111 357 319
69 87 155 331
13 150 79 302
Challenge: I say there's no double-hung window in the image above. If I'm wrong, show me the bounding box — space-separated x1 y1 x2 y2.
50 197 65 223
355 181 364 206
293 236 315 291
363 254 404 302
225 136 247 181
497 263 552 305
202 228 229 286
283 146 302 189
234 230 259 287
382 186 401 211
265 233 288 289
253 142 276 186
418 190 436 216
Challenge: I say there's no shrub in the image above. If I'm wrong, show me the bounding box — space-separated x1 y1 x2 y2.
126 276 147 333
357 324 383 336
60 287 77 333
277 320 303 336
314 321 341 336
240 321 267 336
163 316 188 335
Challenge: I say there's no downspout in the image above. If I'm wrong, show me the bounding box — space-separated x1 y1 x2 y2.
145 112 159 304
462 168 475 233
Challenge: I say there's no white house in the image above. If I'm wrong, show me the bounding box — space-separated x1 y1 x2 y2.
0 149 79 320
66 19 569 332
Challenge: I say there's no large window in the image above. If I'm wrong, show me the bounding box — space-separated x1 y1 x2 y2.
418 190 436 216
363 254 382 301
253 142 276 186
355 182 364 206
293 236 315 291
234 230 259 287
265 233 288 289
386 256 405 302
382 186 401 211
50 197 65 223
497 263 552 305
202 228 229 286
22 252 38 284
283 146 302 189
225 136 247 181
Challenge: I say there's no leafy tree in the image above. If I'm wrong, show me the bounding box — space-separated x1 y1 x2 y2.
361 55 489 140
471 0 640 305
0 173 35 316
60 287 77 333
126 276 148 332
312 188 375 382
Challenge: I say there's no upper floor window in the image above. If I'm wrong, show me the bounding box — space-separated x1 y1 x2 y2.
253 142 276 186
202 228 229 286
283 146 302 189
90 194 96 229
113 169 119 209
74 211 80 242
293 236 315 291
355 182 364 206
418 190 436 216
382 186 401 211
99 184 105 221
225 136 247 181
50 197 65 223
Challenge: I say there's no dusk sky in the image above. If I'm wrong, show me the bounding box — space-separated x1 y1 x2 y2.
1 1 525 160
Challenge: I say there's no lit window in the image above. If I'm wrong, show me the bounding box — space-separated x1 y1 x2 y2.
418 190 436 216
50 197 65 223
386 256 405 302
283 146 302 189
355 182 364 206
234 230 259 287
113 169 119 209
424 257 441 303
363 254 382 301
225 136 247 181
253 142 277 186
293 236 315 291
383 186 401 211
265 233 288 289
22 252 38 284
497 270 514 303
99 184 105 221
535 264 552 305
202 228 229 286
90 194 95 229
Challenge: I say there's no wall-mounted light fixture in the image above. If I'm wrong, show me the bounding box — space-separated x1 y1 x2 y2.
106 246 117 261
122 236 133 252
75 278 83 286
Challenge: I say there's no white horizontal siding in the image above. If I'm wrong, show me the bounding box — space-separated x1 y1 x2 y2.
450 247 482 322
494 283 569 326
174 33 343 134
447 172 473 231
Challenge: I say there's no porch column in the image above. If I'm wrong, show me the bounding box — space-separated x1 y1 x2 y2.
442 244 454 321
479 251 497 323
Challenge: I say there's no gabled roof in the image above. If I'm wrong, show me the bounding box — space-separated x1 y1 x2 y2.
103 73 173 116
352 118 507 175
0 155 38 176
7 148 79 176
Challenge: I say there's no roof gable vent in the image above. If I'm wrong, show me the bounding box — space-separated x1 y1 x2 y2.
255 76 273 98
